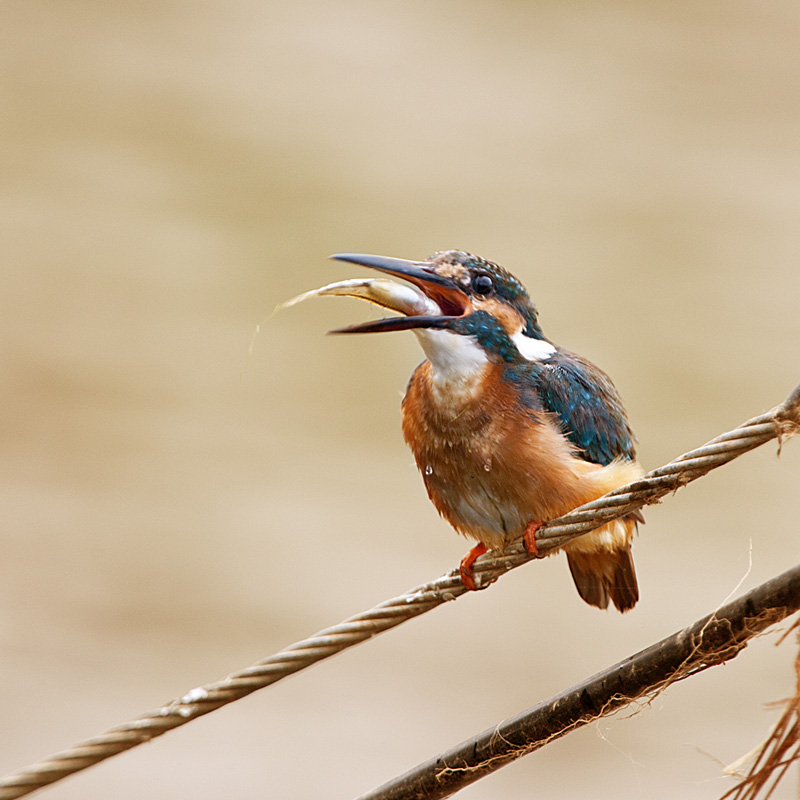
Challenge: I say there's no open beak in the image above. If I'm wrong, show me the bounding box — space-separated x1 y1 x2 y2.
325 253 471 334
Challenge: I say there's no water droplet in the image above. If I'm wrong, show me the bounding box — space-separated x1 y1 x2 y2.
483 460 492 472
424 465 433 476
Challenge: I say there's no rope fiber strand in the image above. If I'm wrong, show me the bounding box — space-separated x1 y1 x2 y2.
1 382 798 800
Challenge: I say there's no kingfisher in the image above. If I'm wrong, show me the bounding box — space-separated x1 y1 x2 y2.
291 251 644 612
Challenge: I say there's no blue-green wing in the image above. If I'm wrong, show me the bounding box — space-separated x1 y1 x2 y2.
532 350 636 466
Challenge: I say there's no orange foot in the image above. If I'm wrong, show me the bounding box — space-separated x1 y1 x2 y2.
459 542 488 591
523 520 543 556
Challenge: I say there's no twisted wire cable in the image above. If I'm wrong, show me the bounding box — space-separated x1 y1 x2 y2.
1 382 798 800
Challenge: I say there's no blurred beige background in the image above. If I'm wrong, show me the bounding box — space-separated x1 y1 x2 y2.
2 2 800 798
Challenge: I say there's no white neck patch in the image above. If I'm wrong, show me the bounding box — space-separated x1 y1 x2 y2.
511 331 556 361
413 328 489 404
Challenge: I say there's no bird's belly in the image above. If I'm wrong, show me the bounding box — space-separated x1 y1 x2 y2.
427 473 530 551
419 446 640 554
417 444 577 552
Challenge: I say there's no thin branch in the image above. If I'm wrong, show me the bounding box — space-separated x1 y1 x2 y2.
356 563 800 800
0 382 798 800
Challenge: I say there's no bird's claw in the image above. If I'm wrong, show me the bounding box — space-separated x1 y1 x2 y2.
523 520 543 556
459 542 488 591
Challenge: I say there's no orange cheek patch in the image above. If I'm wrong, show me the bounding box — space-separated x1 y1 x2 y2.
473 299 525 337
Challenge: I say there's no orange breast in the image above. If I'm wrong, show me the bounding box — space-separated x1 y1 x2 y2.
401 362 608 551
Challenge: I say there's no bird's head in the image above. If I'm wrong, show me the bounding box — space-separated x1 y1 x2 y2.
326 251 554 367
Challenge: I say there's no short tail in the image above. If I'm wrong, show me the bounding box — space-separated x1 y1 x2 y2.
566 545 639 613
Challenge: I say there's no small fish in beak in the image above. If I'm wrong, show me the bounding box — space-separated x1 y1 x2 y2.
278 276 442 318
279 253 472 334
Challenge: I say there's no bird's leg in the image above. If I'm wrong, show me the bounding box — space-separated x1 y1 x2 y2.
459 542 488 591
523 520 543 556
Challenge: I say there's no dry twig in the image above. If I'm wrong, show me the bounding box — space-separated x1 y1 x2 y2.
718 618 800 800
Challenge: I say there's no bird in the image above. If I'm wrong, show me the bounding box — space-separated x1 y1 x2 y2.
308 250 644 612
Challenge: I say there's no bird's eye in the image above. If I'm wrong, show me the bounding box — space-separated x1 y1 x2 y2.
471 274 494 295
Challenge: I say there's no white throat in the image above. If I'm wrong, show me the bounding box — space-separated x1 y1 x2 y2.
413 328 489 405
